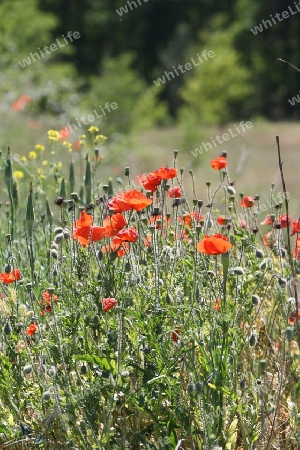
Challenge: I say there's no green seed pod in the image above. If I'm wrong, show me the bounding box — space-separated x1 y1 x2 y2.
255 249 264 258
278 277 287 287
249 334 256 346
285 327 294 343
63 230 70 240
240 379 246 390
259 261 267 270
187 383 195 394
3 322 12 335
80 365 87 375
48 367 56 377
233 267 244 275
259 359 267 373
195 381 203 393
4 264 11 274
93 315 100 325
54 233 64 244
42 391 51 401
23 364 33 375
251 295 260 305
50 249 58 259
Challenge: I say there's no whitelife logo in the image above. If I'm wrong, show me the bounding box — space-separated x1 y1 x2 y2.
191 121 253 157
18 31 80 68
250 2 300 35
153 50 215 87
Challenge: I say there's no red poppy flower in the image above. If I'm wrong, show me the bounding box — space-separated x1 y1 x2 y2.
179 212 204 228
213 298 221 311
240 196 255 208
26 323 37 336
72 140 82 150
278 214 291 228
291 219 300 236
210 156 227 170
145 234 152 247
167 187 182 198
288 310 300 325
149 215 170 229
294 238 300 260
42 291 58 302
0 268 21 284
260 215 273 226
154 167 177 180
102 298 117 312
217 216 226 226
102 241 129 258
112 227 139 244
103 213 127 236
59 126 70 141
108 190 152 213
139 173 161 192
171 328 180 343
197 234 232 255
73 211 107 247
263 231 276 248
11 95 31 111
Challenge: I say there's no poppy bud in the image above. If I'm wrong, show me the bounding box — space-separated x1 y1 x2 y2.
233 267 244 275
124 167 130 176
251 295 260 305
50 249 58 259
259 359 266 373
187 383 195 394
80 365 87 375
195 381 203 393
278 277 287 287
259 261 267 271
227 186 235 195
4 264 11 274
54 233 64 244
197 200 203 208
63 230 70 240
3 322 12 335
240 379 246 389
249 334 256 346
49 367 56 377
52 269 58 277
54 227 63 235
97 249 103 260
93 315 100 325
285 327 293 342
42 391 51 401
23 364 33 375
255 249 264 258
125 262 131 272
174 150 178 157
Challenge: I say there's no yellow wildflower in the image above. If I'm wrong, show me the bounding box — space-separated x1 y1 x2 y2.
47 130 60 141
56 162 62 170
35 144 45 152
94 134 108 145
42 160 48 166
88 126 99 133
21 156 27 162
28 151 37 159
13 171 24 180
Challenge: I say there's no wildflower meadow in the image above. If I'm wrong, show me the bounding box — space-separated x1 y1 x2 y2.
0 128 299 449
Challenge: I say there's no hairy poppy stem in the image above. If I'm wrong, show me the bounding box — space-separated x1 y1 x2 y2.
276 135 300 346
